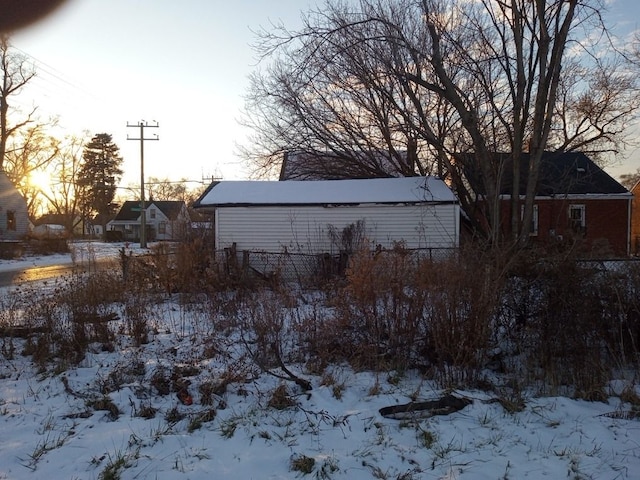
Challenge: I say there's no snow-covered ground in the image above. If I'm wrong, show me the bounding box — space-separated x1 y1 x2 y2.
0 241 146 273
0 243 638 479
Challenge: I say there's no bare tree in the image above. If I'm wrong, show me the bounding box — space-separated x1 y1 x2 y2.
5 124 60 217
0 35 60 215
243 0 640 246
120 177 198 207
619 168 640 190
0 36 37 172
146 177 190 202
32 134 87 232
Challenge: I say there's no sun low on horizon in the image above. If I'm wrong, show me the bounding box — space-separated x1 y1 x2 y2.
27 169 54 193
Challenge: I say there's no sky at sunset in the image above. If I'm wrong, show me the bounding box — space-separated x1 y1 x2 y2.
8 0 640 194
10 0 317 190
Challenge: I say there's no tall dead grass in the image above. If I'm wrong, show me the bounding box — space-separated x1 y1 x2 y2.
1 239 638 398
499 249 640 398
313 245 502 386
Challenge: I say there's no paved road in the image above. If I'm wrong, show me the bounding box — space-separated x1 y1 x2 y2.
0 260 117 288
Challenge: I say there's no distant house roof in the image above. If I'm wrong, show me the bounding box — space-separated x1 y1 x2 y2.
34 213 72 226
194 176 456 208
113 200 187 221
279 149 416 181
464 151 630 197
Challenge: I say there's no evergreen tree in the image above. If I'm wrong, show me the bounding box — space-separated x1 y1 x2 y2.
78 133 123 233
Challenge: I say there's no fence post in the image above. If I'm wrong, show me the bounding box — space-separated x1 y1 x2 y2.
120 247 129 282
242 250 250 281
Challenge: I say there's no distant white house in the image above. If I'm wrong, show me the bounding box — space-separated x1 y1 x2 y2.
33 213 84 237
31 223 67 239
108 200 190 241
89 223 104 238
0 171 29 241
193 176 459 254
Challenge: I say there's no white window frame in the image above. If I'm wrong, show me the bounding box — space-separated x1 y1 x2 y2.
569 204 586 232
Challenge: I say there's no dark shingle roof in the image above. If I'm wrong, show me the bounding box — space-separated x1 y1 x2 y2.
113 200 186 221
464 151 629 196
34 213 69 226
279 149 415 180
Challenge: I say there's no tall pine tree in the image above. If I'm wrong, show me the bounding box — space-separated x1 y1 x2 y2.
78 133 123 234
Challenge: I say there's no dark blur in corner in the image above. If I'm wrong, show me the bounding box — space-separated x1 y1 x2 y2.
0 0 69 33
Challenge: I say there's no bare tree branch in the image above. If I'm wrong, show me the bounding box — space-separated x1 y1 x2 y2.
241 0 639 245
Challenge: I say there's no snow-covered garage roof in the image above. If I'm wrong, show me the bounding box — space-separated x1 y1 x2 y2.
194 176 456 207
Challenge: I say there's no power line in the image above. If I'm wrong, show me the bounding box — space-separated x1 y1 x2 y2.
11 46 97 100
127 120 159 248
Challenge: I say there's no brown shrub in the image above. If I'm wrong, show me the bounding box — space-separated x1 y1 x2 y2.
328 244 429 371
498 248 634 397
322 244 500 383
416 248 502 386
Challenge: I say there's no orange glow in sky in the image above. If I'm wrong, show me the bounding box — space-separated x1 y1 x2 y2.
10 0 316 193
9 0 640 192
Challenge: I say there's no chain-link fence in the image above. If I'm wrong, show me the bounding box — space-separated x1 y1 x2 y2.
214 246 458 284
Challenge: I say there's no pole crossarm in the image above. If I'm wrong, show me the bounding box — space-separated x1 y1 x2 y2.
126 120 159 248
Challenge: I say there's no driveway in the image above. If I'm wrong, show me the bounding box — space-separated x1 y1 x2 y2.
0 256 121 288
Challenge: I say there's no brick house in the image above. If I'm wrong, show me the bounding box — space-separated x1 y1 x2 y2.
467 152 632 256
629 181 640 255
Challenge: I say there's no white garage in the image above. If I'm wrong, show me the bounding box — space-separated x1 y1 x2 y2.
194 176 459 254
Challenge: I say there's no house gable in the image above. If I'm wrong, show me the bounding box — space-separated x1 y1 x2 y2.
463 151 631 256
110 200 189 241
0 172 29 240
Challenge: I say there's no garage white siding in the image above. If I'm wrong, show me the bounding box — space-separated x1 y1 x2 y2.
215 203 458 253
194 177 460 257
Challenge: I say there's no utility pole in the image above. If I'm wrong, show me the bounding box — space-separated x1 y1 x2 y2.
127 120 159 248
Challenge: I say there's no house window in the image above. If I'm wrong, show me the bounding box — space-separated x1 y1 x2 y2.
158 222 166 235
150 209 156 219
520 204 539 236
6 211 15 231
569 204 586 234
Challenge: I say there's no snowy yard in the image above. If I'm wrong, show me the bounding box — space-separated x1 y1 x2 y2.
0 242 638 479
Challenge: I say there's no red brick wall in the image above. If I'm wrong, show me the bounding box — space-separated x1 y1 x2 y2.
499 197 630 256
631 184 640 254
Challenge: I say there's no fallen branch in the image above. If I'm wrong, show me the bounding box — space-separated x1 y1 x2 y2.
379 394 471 420
0 325 48 338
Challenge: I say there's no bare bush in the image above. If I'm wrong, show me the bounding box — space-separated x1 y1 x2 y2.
13 270 125 367
148 243 176 293
59 271 122 360
172 237 223 294
498 249 636 398
603 262 640 370
323 244 501 384
328 244 429 371
3 239 638 401
418 250 501 387
238 287 311 390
